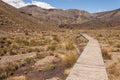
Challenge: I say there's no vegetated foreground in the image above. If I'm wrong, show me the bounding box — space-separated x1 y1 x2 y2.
81 30 120 80
0 30 87 80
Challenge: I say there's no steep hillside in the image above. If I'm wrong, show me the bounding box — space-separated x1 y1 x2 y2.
0 1 55 32
95 8 120 18
19 5 95 25
95 8 120 28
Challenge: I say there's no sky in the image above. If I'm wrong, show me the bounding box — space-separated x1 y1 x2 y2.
2 0 120 13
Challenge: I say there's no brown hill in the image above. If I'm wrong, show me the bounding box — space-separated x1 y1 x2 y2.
95 8 120 28
60 8 120 29
19 5 95 25
95 8 120 18
20 5 120 29
0 1 56 32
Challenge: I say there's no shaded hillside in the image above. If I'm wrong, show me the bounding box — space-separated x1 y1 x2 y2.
95 8 120 28
59 8 120 29
95 8 120 18
0 1 56 32
19 5 95 25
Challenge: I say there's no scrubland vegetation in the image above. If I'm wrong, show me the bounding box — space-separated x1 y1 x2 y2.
0 29 87 80
1 29 119 80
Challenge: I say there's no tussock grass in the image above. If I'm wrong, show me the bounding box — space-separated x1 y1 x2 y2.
47 44 56 51
36 52 46 59
107 62 120 80
0 30 87 80
24 57 35 64
101 48 111 60
63 52 78 68
114 43 120 48
65 41 75 50
7 76 26 80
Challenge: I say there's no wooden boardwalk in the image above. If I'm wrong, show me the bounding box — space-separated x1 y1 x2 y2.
66 34 108 80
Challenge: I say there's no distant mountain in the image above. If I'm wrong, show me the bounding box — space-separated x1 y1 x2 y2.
95 8 120 18
95 8 120 28
58 8 120 29
19 5 120 29
19 5 95 25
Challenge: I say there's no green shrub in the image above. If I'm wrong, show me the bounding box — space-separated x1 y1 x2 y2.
14 38 29 47
47 44 56 51
24 57 34 64
27 48 34 53
36 52 46 59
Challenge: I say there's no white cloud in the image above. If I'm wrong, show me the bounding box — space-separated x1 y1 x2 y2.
31 1 55 9
2 0 55 9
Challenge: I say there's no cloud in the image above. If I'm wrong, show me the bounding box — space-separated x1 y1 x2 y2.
32 1 55 9
2 0 30 8
2 0 55 9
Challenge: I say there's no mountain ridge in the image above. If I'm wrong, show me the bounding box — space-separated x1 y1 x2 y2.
0 0 120 32
19 5 120 29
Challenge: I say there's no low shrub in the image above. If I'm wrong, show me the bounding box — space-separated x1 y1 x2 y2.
65 41 75 50
36 52 46 59
63 52 78 68
24 57 35 64
7 76 26 80
47 44 56 51
102 48 111 60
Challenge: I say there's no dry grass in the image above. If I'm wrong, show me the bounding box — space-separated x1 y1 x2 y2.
7 76 26 80
107 62 120 80
0 30 87 80
35 52 47 59
47 44 56 51
101 48 111 60
0 61 25 79
65 41 75 50
62 52 78 68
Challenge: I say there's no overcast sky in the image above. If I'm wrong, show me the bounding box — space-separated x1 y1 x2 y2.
2 0 120 13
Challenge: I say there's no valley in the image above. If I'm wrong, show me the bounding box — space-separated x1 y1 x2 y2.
0 0 120 80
